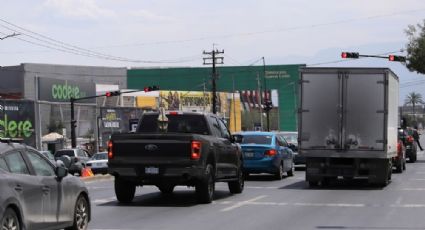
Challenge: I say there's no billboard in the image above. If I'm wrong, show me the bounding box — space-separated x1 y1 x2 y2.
0 99 36 147
38 77 96 103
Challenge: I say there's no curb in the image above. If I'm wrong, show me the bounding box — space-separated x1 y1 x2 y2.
81 174 113 182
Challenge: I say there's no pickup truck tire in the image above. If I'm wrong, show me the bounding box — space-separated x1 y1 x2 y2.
115 177 136 203
196 164 215 204
158 184 175 194
228 167 244 194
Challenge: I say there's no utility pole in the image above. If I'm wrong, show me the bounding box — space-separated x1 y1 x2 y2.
262 57 270 131
203 49 224 114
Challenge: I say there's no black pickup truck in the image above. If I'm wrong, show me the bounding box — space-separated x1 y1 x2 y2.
108 111 244 204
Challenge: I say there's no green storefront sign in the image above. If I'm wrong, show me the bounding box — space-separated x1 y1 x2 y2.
38 78 96 103
127 64 304 131
0 99 36 146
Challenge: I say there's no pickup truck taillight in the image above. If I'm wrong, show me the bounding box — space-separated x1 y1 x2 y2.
191 141 201 160
264 149 277 157
108 140 114 159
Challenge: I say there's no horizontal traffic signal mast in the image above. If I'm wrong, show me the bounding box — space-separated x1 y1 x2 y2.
70 86 160 148
341 52 406 62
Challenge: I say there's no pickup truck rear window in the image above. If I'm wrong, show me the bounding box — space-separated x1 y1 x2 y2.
138 114 209 135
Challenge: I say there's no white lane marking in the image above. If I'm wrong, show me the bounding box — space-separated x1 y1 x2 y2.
401 188 425 191
293 202 366 207
391 204 425 208
93 197 116 204
221 195 267 212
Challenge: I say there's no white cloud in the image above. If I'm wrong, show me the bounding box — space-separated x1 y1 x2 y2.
42 0 116 19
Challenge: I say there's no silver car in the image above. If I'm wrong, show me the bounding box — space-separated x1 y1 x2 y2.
0 141 90 230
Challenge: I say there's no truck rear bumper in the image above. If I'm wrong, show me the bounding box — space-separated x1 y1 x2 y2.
108 164 205 186
305 157 391 179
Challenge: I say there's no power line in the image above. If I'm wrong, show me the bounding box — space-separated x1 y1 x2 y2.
78 8 425 49
0 18 199 64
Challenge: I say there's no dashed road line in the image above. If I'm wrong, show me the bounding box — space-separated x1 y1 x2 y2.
220 195 267 212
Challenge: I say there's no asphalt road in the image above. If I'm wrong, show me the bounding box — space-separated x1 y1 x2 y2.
85 151 425 230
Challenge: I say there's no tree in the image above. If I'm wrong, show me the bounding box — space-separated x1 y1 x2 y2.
405 19 425 74
404 92 424 124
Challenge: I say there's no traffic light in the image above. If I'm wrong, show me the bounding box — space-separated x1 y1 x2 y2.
144 85 160 92
105 91 121 97
389 55 406 62
263 100 273 112
341 52 360 59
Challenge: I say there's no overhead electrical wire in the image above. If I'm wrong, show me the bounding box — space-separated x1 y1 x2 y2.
0 18 200 64
88 8 425 49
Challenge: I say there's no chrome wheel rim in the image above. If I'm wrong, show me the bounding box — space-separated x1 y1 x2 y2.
75 197 89 230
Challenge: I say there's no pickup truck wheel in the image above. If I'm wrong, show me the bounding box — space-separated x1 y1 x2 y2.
158 184 175 194
274 162 283 180
115 177 136 203
196 164 215 204
228 167 244 194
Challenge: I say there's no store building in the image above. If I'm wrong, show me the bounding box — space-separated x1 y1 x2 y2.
0 63 127 152
128 64 304 132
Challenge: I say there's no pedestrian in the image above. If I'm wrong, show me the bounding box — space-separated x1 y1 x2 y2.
413 126 423 151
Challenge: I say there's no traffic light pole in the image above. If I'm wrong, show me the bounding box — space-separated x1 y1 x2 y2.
69 89 157 148
262 57 270 131
70 98 76 148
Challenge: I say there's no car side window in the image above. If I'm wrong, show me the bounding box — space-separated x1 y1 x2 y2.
208 116 222 137
277 136 288 147
0 157 9 172
25 151 55 176
4 151 30 175
217 119 231 139
78 149 88 157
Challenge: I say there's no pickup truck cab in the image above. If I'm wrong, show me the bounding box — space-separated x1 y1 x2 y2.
108 111 244 204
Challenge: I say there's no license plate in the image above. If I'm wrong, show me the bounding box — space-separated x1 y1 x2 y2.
95 163 103 167
145 167 159 174
245 152 254 157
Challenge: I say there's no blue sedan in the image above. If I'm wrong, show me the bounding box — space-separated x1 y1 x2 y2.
234 132 294 180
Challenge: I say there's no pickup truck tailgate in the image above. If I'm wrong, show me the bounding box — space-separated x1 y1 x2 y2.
111 133 193 162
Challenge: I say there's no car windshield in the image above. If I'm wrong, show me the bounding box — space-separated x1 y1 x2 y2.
91 152 107 160
280 133 298 144
241 135 273 145
54 150 75 158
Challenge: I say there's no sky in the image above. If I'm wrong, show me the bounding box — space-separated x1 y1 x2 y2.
0 0 424 102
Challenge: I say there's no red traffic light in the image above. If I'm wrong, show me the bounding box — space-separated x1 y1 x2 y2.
144 86 160 92
341 52 359 59
389 55 406 62
105 91 120 97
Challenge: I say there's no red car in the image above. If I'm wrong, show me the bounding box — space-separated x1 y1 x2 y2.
393 139 406 173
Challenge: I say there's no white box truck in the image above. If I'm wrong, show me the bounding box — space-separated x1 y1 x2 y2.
298 67 399 186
